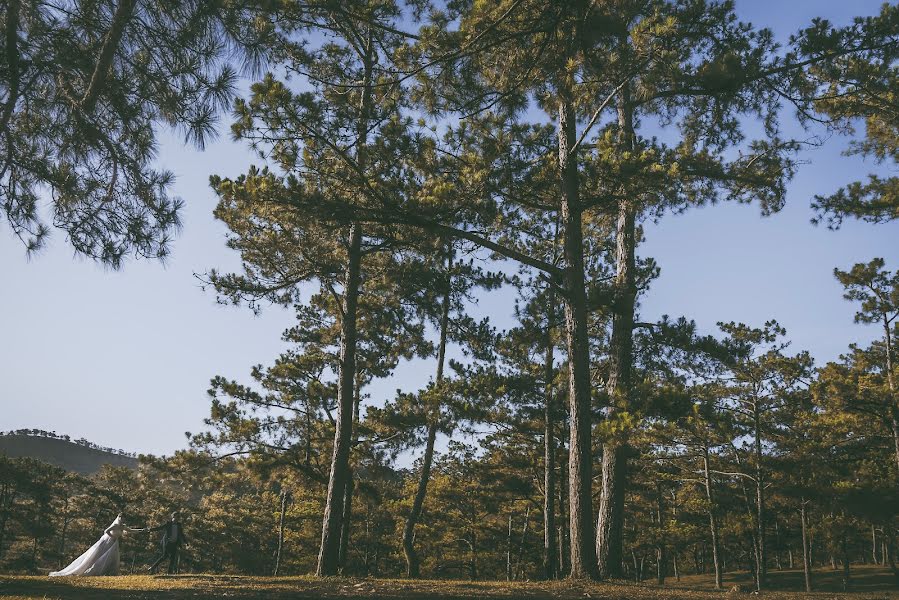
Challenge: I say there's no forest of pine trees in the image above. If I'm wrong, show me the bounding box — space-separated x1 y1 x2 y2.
1 0 898 592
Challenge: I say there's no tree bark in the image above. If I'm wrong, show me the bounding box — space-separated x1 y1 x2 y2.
274 490 288 576
800 499 812 592
840 531 851 592
543 285 557 580
80 0 138 113
655 485 666 585
315 25 372 577
558 97 597 579
515 505 531 581
873 524 878 565
596 86 637 581
702 447 723 589
887 528 899 580
506 511 514 581
0 0 20 135
338 472 354 571
402 252 452 578
338 377 362 573
316 222 363 576
753 402 767 590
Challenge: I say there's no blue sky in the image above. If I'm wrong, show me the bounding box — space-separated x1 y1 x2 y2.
3 0 898 456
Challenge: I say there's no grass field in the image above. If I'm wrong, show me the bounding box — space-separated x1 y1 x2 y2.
0 566 896 599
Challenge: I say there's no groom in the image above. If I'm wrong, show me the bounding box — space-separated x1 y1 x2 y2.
148 511 187 574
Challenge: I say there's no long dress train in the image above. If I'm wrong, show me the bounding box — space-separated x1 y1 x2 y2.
50 516 126 576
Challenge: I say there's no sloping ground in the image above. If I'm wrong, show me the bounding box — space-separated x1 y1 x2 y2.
0 573 897 600
0 435 137 475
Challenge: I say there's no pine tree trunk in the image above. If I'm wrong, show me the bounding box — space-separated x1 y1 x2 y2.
515 505 531 581
316 223 363 576
315 27 372 577
558 97 596 579
506 511 514 581
656 485 666 585
887 528 899 580
274 490 288 576
872 525 878 565
338 379 361 573
402 253 452 578
0 0 21 135
702 448 723 589
596 87 637 581
753 403 767 590
558 437 568 576
774 520 782 570
801 499 812 592
840 532 851 592
470 532 479 580
338 472 354 571
543 286 557 580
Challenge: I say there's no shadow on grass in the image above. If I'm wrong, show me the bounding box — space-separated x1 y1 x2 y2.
667 564 899 594
1 568 897 600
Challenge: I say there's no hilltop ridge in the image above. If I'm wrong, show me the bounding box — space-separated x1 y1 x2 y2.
0 430 138 474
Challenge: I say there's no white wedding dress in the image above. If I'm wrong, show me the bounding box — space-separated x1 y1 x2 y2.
50 516 128 576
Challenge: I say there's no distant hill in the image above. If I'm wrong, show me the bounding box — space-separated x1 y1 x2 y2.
0 432 138 475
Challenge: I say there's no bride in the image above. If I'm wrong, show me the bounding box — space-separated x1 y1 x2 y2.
50 513 145 576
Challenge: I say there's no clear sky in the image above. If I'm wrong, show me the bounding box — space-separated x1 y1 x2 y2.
3 0 898 456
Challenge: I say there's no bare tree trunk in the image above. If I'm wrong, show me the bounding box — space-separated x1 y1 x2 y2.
338 472 354 572
470 532 478 580
801 499 812 592
753 403 767 591
515 506 531 581
774 520 782 570
558 439 568 577
873 525 878 565
316 223 363 576
840 532 851 592
887 528 899 581
506 511 514 581
402 253 452 577
57 496 70 569
274 490 288 576
543 286 557 580
702 448 723 589
558 96 596 580
656 485 666 585
0 0 21 134
597 86 637 581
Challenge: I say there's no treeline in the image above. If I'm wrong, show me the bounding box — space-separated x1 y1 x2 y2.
2 0 899 592
0 430 138 458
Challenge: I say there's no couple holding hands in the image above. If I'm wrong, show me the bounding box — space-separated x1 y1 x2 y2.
50 511 187 577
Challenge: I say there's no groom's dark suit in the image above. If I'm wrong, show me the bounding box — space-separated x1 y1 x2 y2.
149 519 187 574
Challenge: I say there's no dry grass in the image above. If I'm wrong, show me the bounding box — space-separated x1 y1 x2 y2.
0 567 896 600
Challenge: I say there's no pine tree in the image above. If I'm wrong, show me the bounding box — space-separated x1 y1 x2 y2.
834 258 899 477
0 0 257 265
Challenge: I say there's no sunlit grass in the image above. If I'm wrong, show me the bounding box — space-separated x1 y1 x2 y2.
0 566 896 599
